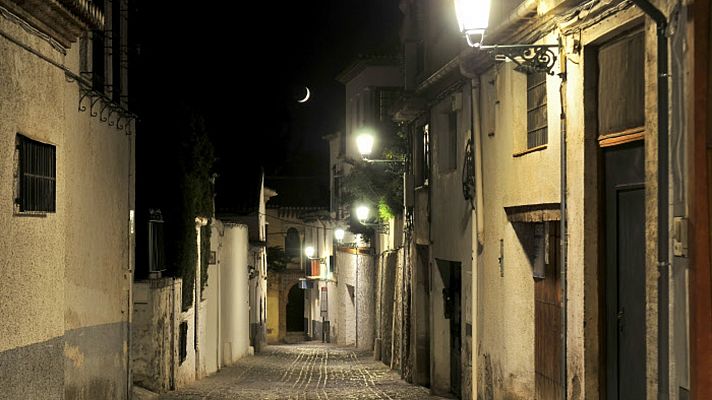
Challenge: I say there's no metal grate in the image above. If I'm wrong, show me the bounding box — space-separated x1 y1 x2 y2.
17 135 56 213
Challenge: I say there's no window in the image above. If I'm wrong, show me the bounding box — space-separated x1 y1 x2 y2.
598 31 645 136
148 216 165 272
448 110 458 170
285 228 300 258
179 321 188 364
91 0 105 91
111 0 124 103
420 123 430 185
16 134 56 213
527 71 548 148
377 88 400 122
439 110 458 172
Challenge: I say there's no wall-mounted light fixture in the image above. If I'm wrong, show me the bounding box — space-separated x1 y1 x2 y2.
304 245 315 259
454 0 559 75
354 204 389 234
334 228 345 243
356 130 405 164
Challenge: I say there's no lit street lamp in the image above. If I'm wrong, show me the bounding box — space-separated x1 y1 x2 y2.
334 228 345 243
355 130 404 164
453 0 490 47
355 205 370 224
356 131 375 158
304 246 315 259
454 0 559 75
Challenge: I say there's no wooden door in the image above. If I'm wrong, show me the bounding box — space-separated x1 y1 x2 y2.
604 141 646 399
535 223 562 399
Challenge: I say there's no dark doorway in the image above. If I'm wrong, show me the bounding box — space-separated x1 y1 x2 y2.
437 259 462 398
534 222 562 399
603 140 646 399
286 284 304 332
414 245 431 387
449 262 461 398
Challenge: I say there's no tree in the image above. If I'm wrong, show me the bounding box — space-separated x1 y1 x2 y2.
162 107 215 310
340 127 406 233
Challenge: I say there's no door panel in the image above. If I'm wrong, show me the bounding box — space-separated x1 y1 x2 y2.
604 141 646 399
535 223 562 400
616 187 646 399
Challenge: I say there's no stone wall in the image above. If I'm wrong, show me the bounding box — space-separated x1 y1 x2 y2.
132 278 181 393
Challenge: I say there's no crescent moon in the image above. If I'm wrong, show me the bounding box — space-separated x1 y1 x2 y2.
297 87 310 103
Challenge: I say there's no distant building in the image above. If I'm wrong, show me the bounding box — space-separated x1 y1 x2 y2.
0 0 136 398
262 176 338 345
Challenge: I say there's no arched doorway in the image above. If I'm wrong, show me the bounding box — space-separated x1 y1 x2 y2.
286 284 304 332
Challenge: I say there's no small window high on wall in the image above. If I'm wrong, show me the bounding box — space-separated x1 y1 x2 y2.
527 71 548 149
15 134 56 213
285 227 300 258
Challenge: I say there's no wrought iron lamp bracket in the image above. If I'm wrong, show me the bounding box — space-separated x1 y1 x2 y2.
480 44 559 75
359 220 390 234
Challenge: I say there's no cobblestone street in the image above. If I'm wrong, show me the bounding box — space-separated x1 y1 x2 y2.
156 342 446 400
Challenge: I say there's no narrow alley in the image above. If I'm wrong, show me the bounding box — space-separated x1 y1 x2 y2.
154 343 444 400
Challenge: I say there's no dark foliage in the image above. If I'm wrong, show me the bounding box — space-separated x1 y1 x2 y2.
267 246 291 273
161 109 215 310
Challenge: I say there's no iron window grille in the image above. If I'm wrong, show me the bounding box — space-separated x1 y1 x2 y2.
527 71 548 149
418 123 430 186
16 134 56 213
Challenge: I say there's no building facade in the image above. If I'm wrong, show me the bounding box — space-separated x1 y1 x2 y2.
379 0 712 399
0 0 136 398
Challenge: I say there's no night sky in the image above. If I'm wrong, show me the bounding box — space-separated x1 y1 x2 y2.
135 1 402 198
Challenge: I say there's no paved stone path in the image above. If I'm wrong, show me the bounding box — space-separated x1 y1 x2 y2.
157 342 446 399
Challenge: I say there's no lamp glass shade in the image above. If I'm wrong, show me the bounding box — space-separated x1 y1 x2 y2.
334 228 345 242
304 246 315 258
356 133 374 157
454 0 490 36
355 205 370 222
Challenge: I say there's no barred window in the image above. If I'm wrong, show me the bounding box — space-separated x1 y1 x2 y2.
16 134 56 213
416 123 430 186
527 71 548 148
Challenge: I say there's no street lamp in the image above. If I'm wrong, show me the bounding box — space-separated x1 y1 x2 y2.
356 131 375 158
355 130 404 164
334 228 345 243
453 0 490 47
304 246 315 259
355 205 370 224
454 0 559 75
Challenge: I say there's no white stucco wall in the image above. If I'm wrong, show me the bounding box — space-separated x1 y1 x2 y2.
220 224 250 365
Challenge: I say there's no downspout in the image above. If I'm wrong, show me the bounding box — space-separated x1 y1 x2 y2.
470 77 481 400
126 132 134 399
558 44 568 400
356 250 359 348
628 2 670 398
461 63 485 400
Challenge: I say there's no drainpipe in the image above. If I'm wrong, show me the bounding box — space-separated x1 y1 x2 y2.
194 216 209 378
469 77 481 400
558 44 568 400
628 2 670 398
126 134 134 399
